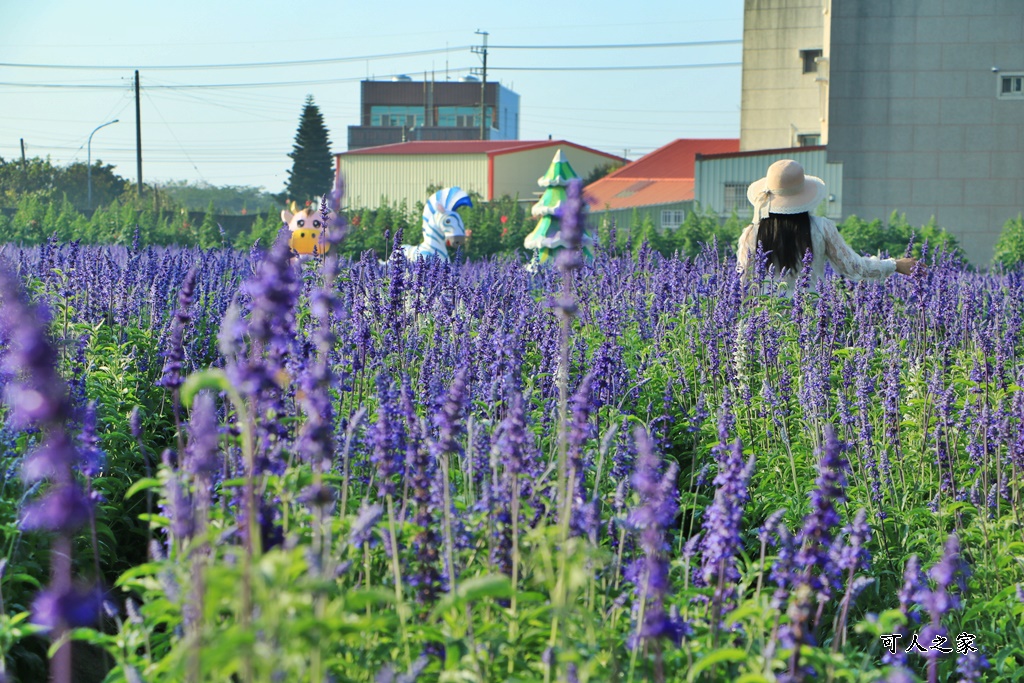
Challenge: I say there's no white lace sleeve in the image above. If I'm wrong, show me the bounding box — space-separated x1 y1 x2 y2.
735 224 758 279
821 217 897 281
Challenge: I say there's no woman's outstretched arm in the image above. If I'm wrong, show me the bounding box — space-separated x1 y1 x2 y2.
820 217 901 281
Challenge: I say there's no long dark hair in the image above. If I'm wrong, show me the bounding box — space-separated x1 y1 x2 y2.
756 212 812 274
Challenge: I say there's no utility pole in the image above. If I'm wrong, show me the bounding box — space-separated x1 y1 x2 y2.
135 70 143 197
473 30 488 140
20 138 26 168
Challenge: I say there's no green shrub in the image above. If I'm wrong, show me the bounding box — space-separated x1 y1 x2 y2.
992 214 1024 269
838 211 962 260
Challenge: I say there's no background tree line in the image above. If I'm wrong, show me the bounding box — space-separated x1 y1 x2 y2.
5 183 998 266
0 155 280 214
6 153 1021 268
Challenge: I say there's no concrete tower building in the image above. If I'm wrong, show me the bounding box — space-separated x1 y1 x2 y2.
699 0 1024 264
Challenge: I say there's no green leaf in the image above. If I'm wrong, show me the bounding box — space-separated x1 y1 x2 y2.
5 611 32 627
5 573 43 589
457 574 513 602
137 513 171 527
180 368 231 408
431 575 513 620
687 648 749 682
734 674 771 683
345 588 394 611
125 477 163 499
115 561 165 586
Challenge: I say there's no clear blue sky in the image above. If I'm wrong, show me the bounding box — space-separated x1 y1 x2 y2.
1 0 742 195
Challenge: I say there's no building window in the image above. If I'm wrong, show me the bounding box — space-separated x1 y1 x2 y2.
723 183 748 214
370 105 425 127
797 133 821 147
661 209 685 230
998 74 1023 99
800 49 823 74
437 106 494 128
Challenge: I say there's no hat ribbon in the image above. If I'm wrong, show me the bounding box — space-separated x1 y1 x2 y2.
753 182 802 222
753 188 773 223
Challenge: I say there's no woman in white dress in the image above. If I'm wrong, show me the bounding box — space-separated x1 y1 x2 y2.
735 159 921 291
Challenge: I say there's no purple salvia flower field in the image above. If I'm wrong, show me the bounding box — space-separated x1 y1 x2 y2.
0 200 1022 683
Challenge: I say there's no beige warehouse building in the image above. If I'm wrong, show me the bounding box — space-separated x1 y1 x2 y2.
335 140 624 210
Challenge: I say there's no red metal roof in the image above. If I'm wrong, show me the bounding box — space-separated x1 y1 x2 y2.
339 139 623 161
584 138 738 211
608 138 739 179
695 144 825 161
585 178 695 211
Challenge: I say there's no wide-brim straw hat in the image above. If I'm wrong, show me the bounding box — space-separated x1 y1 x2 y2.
747 159 827 221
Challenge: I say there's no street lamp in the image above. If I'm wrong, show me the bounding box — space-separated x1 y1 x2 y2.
87 119 118 210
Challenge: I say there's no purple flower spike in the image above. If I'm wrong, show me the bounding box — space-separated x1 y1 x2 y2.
877 668 915 683
21 483 92 533
795 424 849 602
956 649 989 683
31 584 105 630
555 179 587 274
0 271 72 430
349 503 384 547
625 425 685 647
1 265 100 678
434 368 468 458
129 407 143 440
915 533 965 625
834 508 871 574
699 437 755 616
21 431 79 483
185 391 221 479
928 534 963 594
899 555 925 623
77 402 105 478
158 267 198 392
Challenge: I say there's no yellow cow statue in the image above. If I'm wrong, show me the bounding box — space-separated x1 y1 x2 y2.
281 173 346 259
282 201 334 259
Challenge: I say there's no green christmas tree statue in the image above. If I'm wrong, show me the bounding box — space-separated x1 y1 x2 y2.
523 149 595 266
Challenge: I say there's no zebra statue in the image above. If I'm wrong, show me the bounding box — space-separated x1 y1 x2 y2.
401 187 472 261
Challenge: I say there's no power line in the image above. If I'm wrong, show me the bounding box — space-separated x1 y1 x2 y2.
487 62 741 72
0 46 474 71
0 40 740 71
528 104 739 114
0 82 132 90
0 60 738 90
143 89 207 183
490 39 741 49
0 68 477 91
146 88 300 122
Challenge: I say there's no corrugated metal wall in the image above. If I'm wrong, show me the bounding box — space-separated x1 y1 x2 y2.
337 145 622 210
493 146 623 205
589 201 694 236
694 148 843 220
337 155 488 209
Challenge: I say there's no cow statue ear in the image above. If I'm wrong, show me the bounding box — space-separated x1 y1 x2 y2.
281 209 294 224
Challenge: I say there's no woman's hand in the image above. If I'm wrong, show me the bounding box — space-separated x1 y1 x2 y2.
895 257 924 275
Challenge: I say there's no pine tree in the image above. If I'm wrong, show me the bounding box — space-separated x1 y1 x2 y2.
286 95 334 203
